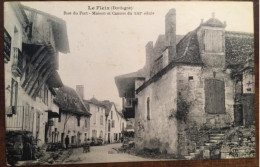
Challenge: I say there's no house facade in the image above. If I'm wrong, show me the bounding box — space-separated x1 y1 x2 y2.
53 86 91 147
4 2 69 146
84 98 106 141
102 101 127 143
115 9 254 155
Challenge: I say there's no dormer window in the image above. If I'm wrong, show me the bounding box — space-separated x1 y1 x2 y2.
204 29 223 53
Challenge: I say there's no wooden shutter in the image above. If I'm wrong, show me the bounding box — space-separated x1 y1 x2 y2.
205 79 225 114
24 103 30 130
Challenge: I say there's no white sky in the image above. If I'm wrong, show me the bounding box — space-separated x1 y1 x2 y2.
21 1 254 110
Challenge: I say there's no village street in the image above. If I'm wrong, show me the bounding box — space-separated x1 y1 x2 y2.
62 143 152 164
4 2 256 166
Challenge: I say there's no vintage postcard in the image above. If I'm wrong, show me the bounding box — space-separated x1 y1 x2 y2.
3 1 255 166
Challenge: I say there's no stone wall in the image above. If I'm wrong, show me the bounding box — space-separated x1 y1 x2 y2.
135 67 178 154
135 65 235 155
54 111 90 146
106 105 126 143
89 104 106 140
176 65 234 129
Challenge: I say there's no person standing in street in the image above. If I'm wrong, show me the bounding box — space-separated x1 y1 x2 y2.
65 135 69 149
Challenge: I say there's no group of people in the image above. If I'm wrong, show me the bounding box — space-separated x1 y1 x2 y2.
64 135 92 149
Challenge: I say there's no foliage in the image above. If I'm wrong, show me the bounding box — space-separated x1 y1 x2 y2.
122 131 135 138
175 94 192 123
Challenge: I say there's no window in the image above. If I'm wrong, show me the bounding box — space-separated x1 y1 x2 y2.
58 110 61 122
122 122 125 131
111 111 113 119
85 119 88 128
108 120 111 132
43 86 48 105
94 113 96 124
189 76 194 81
147 97 151 120
92 130 97 138
112 120 115 128
100 131 103 138
77 117 80 127
36 112 40 136
4 28 12 62
100 115 103 125
114 133 118 141
126 99 132 106
10 79 18 114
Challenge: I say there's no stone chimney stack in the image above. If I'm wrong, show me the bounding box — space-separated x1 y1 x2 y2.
76 85 84 99
165 8 176 62
145 41 154 77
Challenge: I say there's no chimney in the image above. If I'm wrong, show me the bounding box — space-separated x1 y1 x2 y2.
165 8 176 62
76 85 84 99
145 41 154 77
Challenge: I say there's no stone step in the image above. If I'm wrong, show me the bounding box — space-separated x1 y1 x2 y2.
209 139 220 143
204 143 212 146
204 142 217 146
210 136 224 140
195 149 201 154
184 155 193 160
210 133 225 137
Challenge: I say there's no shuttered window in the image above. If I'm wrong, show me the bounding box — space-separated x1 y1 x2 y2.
204 30 223 53
10 79 18 114
24 103 30 130
204 79 225 114
147 97 151 120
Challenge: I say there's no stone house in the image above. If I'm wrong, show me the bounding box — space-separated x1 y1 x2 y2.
83 98 106 142
4 2 69 146
115 9 254 155
53 86 91 147
102 101 127 143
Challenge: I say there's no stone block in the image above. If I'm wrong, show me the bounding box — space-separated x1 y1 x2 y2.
221 152 228 159
251 137 255 142
203 149 210 159
221 145 231 153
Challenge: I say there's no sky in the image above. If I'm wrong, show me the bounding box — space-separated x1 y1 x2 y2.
21 1 254 110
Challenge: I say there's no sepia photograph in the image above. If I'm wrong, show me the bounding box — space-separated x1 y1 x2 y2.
3 1 256 166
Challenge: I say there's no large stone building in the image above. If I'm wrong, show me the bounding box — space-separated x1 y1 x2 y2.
4 2 69 146
102 101 127 143
83 98 107 141
115 9 254 155
53 86 91 147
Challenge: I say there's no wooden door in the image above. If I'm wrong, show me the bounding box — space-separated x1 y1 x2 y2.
204 79 225 114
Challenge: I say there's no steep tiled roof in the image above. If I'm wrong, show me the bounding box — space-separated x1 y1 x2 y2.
46 71 63 88
153 35 168 59
101 100 113 116
225 31 254 67
175 29 202 64
22 4 70 53
101 101 125 119
114 69 146 97
153 35 185 59
83 97 106 112
54 86 91 116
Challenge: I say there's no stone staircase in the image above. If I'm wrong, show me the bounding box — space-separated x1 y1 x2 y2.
184 133 225 160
